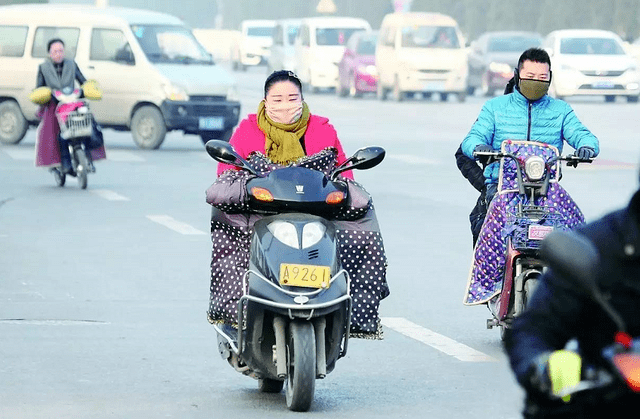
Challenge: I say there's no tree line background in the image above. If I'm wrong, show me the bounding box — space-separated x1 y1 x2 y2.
2 0 640 42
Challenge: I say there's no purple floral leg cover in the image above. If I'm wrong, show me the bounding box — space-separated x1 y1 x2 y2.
463 141 585 305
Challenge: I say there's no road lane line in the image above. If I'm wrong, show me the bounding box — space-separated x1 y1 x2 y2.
91 189 130 201
147 215 207 235
2 148 33 160
381 317 495 362
104 150 145 162
387 154 440 166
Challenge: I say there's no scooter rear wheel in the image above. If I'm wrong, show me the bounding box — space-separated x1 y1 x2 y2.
258 378 284 393
52 168 66 187
285 320 316 412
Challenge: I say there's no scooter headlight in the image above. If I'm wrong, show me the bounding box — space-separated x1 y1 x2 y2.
268 221 299 249
302 222 326 249
524 155 546 181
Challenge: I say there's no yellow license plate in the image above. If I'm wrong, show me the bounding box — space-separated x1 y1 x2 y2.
279 263 331 289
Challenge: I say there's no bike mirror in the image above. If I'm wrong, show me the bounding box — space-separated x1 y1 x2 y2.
332 146 385 179
205 140 258 176
540 230 599 295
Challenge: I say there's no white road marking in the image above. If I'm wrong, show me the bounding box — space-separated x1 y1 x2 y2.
146 215 207 235
91 189 130 201
2 148 33 160
381 317 495 362
105 150 145 162
387 154 440 166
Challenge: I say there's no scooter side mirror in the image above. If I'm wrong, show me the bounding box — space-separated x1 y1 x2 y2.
540 230 599 294
205 140 258 176
332 146 385 179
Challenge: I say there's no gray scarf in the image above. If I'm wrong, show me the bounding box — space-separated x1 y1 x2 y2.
39 58 76 91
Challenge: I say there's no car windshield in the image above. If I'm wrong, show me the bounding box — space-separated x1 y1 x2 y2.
560 37 625 55
356 35 377 55
316 28 366 46
247 27 274 37
488 36 541 52
131 24 213 64
401 25 460 49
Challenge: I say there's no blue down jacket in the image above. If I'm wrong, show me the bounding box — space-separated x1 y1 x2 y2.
461 89 599 184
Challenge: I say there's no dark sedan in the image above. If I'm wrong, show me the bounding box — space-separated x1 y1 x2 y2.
467 31 543 96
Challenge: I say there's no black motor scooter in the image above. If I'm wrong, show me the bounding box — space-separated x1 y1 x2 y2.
205 140 385 411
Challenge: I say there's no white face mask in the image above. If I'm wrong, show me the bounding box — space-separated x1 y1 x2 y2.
265 101 303 124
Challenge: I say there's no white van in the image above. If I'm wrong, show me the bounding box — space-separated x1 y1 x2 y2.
376 12 468 102
232 19 276 71
267 19 302 73
294 17 371 91
0 4 241 149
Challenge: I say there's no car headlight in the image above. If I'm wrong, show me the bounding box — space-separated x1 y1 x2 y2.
488 62 512 74
268 221 299 249
357 65 377 76
163 83 188 101
302 222 326 249
524 155 546 181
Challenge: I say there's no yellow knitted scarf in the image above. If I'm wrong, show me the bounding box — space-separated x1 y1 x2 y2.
257 101 310 165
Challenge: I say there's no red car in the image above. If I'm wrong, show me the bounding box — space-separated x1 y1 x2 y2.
337 30 378 97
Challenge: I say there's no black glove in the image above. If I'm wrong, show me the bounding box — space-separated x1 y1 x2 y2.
574 146 595 160
474 144 493 154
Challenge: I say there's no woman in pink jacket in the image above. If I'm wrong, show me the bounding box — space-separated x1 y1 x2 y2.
216 70 353 179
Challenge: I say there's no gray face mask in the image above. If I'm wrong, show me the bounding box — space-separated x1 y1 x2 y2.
519 78 550 101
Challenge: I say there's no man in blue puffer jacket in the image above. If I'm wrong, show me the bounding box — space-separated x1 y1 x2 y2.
461 47 600 234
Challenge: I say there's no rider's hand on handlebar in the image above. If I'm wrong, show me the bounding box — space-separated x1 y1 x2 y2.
529 350 582 403
474 144 493 155
574 146 595 160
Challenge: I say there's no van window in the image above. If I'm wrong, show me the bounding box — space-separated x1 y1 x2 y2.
32 27 80 58
381 27 395 47
246 27 273 37
316 28 364 46
90 29 129 62
0 25 28 57
401 25 459 49
131 24 212 64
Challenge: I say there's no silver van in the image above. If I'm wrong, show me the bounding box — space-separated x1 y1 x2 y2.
0 4 241 149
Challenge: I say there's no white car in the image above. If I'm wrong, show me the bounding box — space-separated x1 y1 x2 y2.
267 19 301 73
233 19 276 71
544 29 640 102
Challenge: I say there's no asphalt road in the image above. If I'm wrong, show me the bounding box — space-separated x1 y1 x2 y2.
1 64 639 419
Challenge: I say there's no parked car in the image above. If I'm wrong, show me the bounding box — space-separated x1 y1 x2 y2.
544 29 640 102
294 16 371 92
336 30 378 97
376 12 468 102
232 19 276 71
267 19 301 73
467 31 543 96
0 4 240 149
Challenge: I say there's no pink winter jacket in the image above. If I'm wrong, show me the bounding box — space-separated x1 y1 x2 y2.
216 114 353 179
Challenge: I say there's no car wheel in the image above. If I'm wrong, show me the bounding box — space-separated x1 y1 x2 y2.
456 92 467 103
392 76 404 102
440 93 449 102
336 78 348 97
466 85 476 96
627 95 639 103
377 83 388 101
605 95 616 103
0 100 28 145
131 105 167 150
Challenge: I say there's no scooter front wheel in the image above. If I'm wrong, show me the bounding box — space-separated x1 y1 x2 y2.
285 320 316 412
74 149 88 189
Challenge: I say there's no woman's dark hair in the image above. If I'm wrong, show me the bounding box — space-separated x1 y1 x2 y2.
47 38 65 52
264 70 303 98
